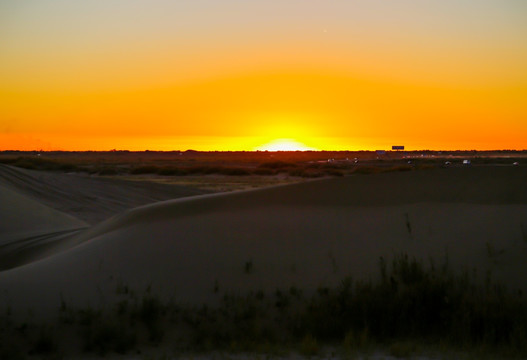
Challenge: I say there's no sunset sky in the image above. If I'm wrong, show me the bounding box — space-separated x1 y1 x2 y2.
1 1 526 151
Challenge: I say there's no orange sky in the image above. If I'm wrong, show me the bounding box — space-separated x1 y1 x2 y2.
1 1 526 151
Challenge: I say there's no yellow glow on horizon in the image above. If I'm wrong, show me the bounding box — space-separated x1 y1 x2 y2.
3 68 525 152
255 139 316 152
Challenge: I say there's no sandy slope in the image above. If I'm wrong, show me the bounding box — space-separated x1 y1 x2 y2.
0 184 88 270
0 164 208 224
0 164 209 270
1 166 526 319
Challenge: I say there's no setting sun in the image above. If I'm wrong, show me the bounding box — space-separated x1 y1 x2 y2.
255 139 316 152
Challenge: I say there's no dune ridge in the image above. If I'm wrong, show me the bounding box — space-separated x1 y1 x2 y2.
52 165 527 242
1 166 526 319
0 164 211 270
0 164 209 224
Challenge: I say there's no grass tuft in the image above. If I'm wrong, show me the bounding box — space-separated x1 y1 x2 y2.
299 334 320 357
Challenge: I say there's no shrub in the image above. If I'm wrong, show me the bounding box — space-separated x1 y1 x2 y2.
130 165 160 174
324 169 344 177
217 167 251 176
56 163 78 172
97 167 118 175
31 327 58 355
137 296 165 342
342 328 371 354
389 341 418 358
185 165 222 175
83 320 136 355
252 168 277 175
0 156 78 172
352 166 384 174
287 168 324 178
156 166 188 176
258 161 297 169
244 260 254 274
299 334 320 357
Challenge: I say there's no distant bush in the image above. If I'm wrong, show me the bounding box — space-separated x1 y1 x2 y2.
306 162 347 170
217 167 251 176
0 157 18 165
352 165 413 175
56 163 77 172
352 166 384 174
324 169 344 177
126 164 254 177
9 159 39 170
185 165 223 175
171 165 252 176
96 167 119 175
258 161 298 169
130 165 160 174
0 156 79 172
0 153 442 179
156 166 189 176
252 168 277 176
287 168 325 178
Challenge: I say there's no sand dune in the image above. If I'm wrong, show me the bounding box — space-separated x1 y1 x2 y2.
0 184 88 270
1 166 526 319
0 164 209 270
0 164 208 224
0 183 86 236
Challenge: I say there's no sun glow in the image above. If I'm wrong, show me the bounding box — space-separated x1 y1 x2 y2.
255 139 316 152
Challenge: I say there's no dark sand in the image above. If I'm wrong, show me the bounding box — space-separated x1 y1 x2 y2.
1 165 526 319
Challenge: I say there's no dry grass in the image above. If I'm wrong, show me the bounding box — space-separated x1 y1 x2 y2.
1 254 526 358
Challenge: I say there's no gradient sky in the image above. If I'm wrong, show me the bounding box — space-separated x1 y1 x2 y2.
1 0 526 151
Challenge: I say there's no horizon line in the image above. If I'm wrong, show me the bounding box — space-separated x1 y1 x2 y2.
1 149 526 153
